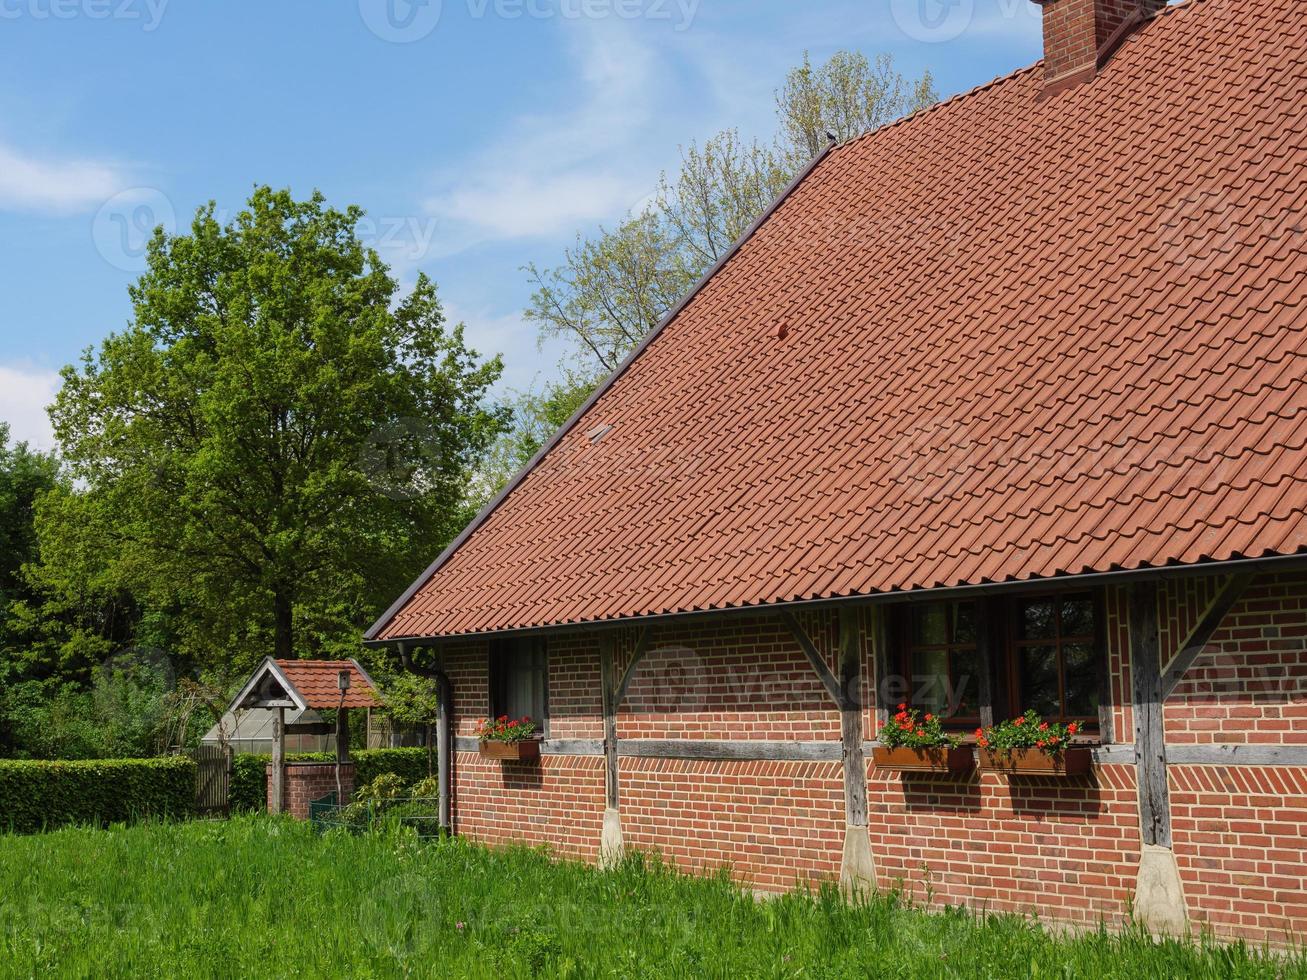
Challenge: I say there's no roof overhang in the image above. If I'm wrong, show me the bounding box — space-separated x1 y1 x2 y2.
363 551 1307 649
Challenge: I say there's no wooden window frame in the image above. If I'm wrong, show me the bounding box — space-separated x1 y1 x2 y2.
891 588 1110 742
1002 590 1107 732
893 600 986 729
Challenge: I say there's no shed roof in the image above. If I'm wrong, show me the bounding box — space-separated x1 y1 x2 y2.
228 658 382 713
373 0 1307 642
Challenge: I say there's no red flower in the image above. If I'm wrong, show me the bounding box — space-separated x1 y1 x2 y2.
1014 716 1025 726
1068 723 1079 735
978 737 989 748
898 703 907 711
974 728 984 738
916 728 925 737
924 713 934 722
1039 722 1049 732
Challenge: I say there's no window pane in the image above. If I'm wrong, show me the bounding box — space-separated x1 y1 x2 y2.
1063 643 1099 718
1061 597 1095 638
1019 600 1057 640
914 604 948 646
1018 644 1060 717
952 602 977 644
911 648 950 715
949 648 982 718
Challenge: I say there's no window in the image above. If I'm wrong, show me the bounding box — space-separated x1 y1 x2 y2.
1008 593 1099 724
900 600 983 723
891 591 1105 734
489 637 548 730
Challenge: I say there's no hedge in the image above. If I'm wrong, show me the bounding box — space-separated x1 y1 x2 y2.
0 756 197 834
230 748 431 813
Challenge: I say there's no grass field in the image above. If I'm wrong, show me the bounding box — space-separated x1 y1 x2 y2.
0 816 1301 978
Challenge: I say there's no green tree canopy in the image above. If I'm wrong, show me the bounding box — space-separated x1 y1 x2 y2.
43 187 506 671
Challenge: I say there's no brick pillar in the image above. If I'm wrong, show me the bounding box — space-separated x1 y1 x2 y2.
267 762 355 820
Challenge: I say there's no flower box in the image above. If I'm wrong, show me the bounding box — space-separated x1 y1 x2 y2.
978 746 1091 777
478 739 542 762
873 745 975 777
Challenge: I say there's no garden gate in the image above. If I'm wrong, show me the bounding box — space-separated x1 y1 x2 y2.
192 744 232 816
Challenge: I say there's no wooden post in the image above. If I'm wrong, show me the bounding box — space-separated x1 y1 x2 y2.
784 607 876 893
600 636 620 810
270 706 285 815
974 600 995 730
335 707 350 802
838 606 868 828
1130 581 1171 847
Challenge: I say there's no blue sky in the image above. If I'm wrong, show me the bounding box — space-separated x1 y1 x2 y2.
0 0 1044 450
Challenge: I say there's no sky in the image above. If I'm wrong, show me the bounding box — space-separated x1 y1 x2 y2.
0 0 1045 452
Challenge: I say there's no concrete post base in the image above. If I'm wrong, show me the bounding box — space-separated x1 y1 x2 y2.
599 807 625 869
839 823 877 897
1134 844 1189 936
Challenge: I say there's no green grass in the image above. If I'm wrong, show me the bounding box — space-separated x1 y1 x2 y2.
0 817 1300 979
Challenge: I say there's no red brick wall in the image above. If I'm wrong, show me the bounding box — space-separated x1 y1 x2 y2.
433 572 1307 944
268 762 354 820
451 751 604 861
619 613 842 741
868 764 1142 928
1164 573 1307 746
621 757 845 890
1170 764 1307 944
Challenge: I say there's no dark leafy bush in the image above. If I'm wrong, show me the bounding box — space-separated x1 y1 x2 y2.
0 756 196 834
229 748 430 813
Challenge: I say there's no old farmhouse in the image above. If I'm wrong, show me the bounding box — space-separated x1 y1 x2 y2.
367 0 1307 943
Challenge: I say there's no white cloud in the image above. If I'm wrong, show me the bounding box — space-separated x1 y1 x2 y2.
423 20 671 249
0 140 129 215
0 364 60 452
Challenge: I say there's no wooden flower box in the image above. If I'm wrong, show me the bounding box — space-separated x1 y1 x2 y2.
873 745 975 777
479 739 542 762
978 746 1091 777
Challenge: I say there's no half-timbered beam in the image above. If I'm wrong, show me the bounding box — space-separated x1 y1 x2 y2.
1160 574 1253 700
781 610 844 708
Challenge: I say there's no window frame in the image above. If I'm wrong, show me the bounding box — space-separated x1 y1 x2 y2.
894 599 986 728
889 588 1109 741
488 636 550 737
1003 590 1105 729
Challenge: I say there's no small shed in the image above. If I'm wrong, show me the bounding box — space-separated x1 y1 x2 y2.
224 658 382 814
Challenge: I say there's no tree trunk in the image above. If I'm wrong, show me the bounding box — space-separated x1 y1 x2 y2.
273 590 293 660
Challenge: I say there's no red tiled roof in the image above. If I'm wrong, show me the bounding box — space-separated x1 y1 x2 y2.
374 0 1307 641
275 660 380 709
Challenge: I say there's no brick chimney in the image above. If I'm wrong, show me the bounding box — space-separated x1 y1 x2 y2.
1037 0 1166 92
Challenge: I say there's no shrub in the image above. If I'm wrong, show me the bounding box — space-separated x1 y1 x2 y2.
0 756 196 834
229 748 430 812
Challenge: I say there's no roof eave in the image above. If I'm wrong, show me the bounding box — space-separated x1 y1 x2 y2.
362 550 1307 648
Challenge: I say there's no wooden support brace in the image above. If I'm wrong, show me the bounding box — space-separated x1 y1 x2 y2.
1161 574 1253 700
781 610 844 708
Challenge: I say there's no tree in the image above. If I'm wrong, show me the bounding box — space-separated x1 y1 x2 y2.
776 51 937 165
473 372 596 503
384 672 442 775
43 187 506 672
524 50 937 381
